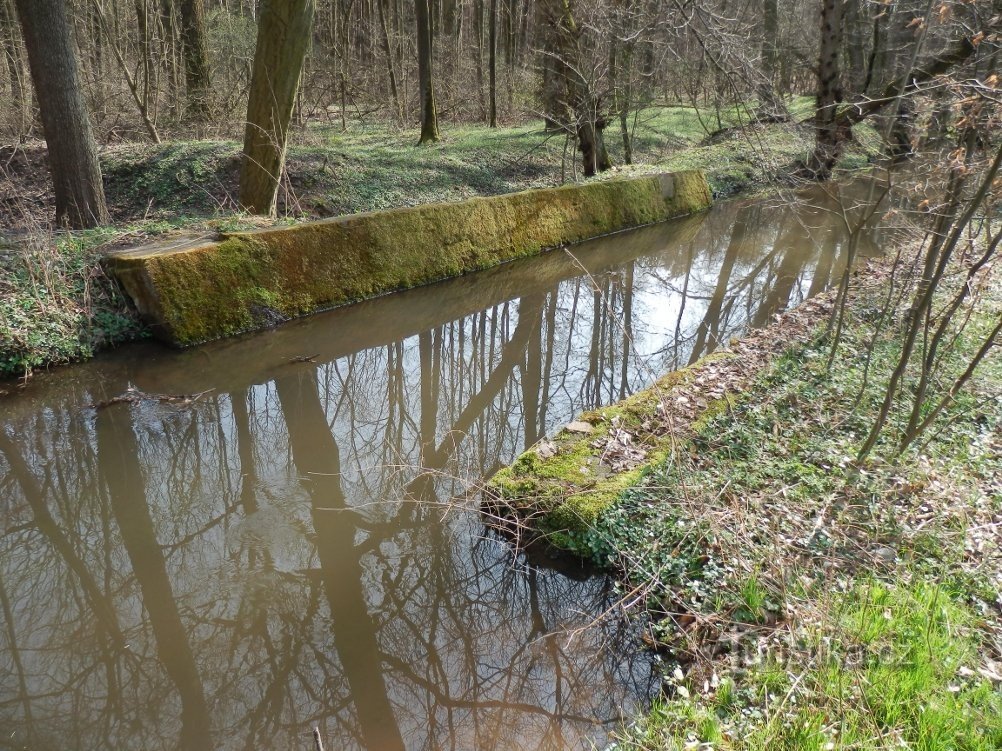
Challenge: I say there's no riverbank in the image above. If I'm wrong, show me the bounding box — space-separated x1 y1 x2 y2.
1 104 881 380
488 250 1002 748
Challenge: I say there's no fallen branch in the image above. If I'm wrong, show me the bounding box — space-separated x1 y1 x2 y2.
84 384 214 410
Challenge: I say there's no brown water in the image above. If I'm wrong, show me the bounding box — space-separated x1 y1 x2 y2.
0 188 881 751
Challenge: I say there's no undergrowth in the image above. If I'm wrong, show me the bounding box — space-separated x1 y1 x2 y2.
0 231 145 380
576 264 1002 749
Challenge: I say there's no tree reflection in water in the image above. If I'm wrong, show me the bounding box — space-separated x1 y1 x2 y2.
0 190 881 751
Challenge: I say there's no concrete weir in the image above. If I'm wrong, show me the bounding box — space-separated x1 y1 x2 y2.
105 171 712 347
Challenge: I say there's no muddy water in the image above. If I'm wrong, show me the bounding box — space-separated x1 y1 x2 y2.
0 187 881 751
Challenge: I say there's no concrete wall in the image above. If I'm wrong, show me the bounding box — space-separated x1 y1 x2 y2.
106 171 712 347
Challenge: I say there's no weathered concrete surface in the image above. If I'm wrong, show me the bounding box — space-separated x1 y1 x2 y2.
105 172 712 347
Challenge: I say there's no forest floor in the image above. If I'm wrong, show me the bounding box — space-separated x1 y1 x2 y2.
490 250 1002 750
0 100 882 380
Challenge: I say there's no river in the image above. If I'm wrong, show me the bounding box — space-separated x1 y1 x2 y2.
0 185 881 751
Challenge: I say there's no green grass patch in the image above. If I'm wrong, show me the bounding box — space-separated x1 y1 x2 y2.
618 580 1002 750
0 232 145 379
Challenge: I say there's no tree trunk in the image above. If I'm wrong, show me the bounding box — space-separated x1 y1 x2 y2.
13 0 108 228
755 0 788 121
609 4 634 164
239 0 317 215
0 0 25 134
577 117 611 176
545 0 611 177
843 0 867 94
804 29 985 179
178 0 212 121
488 0 497 126
416 0 439 143
159 0 183 120
134 0 155 120
376 0 401 120
802 0 846 180
473 0 487 120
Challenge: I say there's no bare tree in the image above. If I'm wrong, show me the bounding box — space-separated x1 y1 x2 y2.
13 0 108 227
416 0 440 142
178 0 212 121
239 0 317 215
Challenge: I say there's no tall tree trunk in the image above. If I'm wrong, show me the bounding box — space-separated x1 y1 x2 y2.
755 0 788 120
376 0 401 120
544 0 611 177
159 0 183 120
415 0 439 142
843 0 867 93
488 0 497 126
239 0 317 215
0 0 25 134
804 27 985 180
802 0 846 179
473 0 487 120
609 4 633 164
178 0 212 121
14 0 108 228
135 0 154 118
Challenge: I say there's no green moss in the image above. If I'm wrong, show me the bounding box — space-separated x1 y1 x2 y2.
107 172 712 346
487 348 732 546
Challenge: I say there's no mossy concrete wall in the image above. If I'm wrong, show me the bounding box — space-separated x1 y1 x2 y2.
485 351 737 551
106 172 711 346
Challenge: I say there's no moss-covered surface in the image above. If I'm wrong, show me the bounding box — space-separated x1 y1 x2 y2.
105 172 712 346
487 351 736 548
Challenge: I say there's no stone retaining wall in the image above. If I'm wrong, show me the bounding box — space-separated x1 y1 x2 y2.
106 171 712 346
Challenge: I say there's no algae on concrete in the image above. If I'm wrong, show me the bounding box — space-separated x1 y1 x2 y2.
106 172 712 346
486 351 738 551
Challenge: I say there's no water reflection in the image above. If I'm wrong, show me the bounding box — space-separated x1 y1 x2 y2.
0 189 880 751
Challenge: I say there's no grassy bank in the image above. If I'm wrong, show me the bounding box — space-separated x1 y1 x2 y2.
492 254 1001 749
1 101 880 380
0 231 145 385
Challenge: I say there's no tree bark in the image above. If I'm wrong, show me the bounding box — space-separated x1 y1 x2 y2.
543 0 611 177
239 0 317 215
376 0 401 120
14 0 108 228
843 0 867 93
804 0 846 179
536 0 562 129
1 0 24 133
159 0 182 119
473 0 487 120
488 0 497 126
178 0 212 121
416 0 439 143
803 29 985 180
755 0 788 120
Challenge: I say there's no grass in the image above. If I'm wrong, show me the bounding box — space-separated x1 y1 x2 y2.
622 581 1002 751
552 258 1002 749
95 98 878 227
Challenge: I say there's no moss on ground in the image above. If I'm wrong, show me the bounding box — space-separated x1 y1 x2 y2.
487 352 736 547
